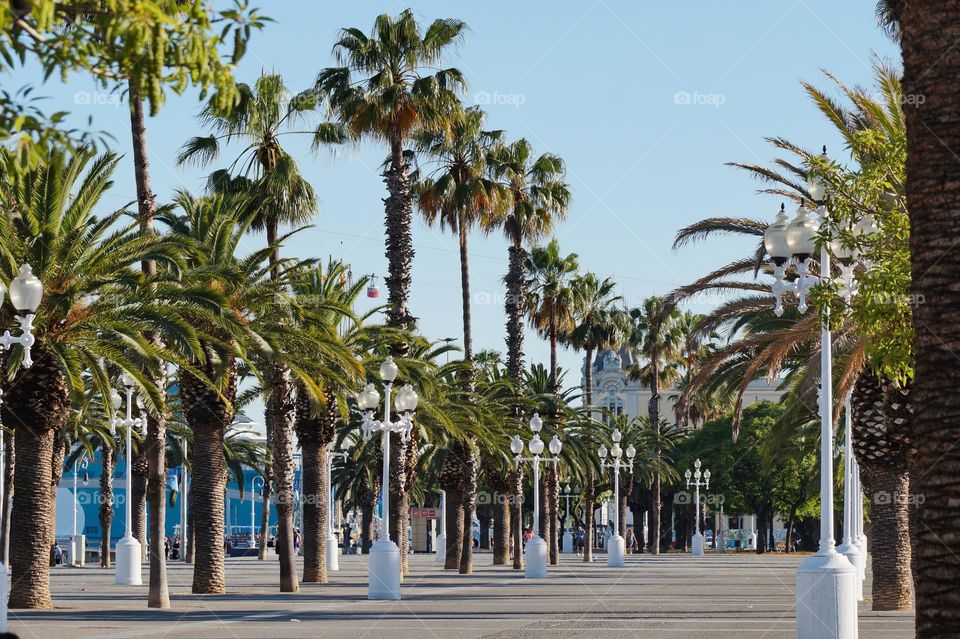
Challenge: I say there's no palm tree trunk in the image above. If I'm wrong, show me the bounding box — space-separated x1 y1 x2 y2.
459 446 477 575
185 484 195 564
132 448 148 561
388 431 406 575
491 469 511 565
189 418 226 594
0 429 13 565
648 365 662 554
505 241 526 380
444 483 464 570
5 349 69 609
301 441 327 583
583 473 596 562
99 445 114 568
619 472 633 540
258 423 272 561
267 364 299 592
384 135 415 333
511 467 524 570
128 80 169 607
896 2 960 632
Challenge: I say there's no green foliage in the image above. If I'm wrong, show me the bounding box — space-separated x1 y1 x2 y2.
1 0 270 115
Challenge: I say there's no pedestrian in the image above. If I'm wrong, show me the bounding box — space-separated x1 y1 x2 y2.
575 526 585 557
164 536 171 560
625 528 635 554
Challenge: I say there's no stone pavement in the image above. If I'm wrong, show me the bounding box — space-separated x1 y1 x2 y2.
10 551 914 638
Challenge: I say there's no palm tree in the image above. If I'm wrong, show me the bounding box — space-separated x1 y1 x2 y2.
565 272 624 560
488 138 569 567
627 296 684 554
415 104 508 574
317 9 467 336
292 261 367 583
0 151 201 608
179 72 328 592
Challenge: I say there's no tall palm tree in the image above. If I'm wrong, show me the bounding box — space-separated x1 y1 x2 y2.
317 9 467 336
292 261 367 583
875 4 959 629
415 104 508 574
565 272 624 560
0 151 201 608
627 296 684 554
524 240 578 563
178 72 328 592
488 139 569 567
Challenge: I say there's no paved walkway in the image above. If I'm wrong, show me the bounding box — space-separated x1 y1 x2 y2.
10 551 913 638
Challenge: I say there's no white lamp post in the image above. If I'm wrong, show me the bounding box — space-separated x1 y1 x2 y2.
764 148 859 638
598 430 635 567
112 372 144 585
71 453 90 566
357 356 417 600
326 447 349 571
511 413 561 579
0 264 43 368
434 490 446 564
684 459 710 557
560 482 577 553
837 392 865 601
250 474 264 548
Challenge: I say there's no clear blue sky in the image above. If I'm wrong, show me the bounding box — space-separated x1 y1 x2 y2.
10 1 897 428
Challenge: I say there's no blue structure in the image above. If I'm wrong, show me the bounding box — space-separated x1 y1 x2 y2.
65 451 296 545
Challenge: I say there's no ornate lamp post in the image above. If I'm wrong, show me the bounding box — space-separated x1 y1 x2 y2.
326 447 349 571
71 453 90 566
560 482 578 553
837 393 865 600
598 428 636 567
764 148 862 638
0 264 43 368
112 372 144 585
684 459 710 557
356 356 418 600
510 413 561 579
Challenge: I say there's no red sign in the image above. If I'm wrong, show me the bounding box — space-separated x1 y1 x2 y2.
411 508 438 518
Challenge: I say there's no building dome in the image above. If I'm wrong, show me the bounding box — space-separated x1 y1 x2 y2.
594 347 634 373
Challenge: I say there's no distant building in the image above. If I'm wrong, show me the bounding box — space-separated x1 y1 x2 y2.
586 347 783 427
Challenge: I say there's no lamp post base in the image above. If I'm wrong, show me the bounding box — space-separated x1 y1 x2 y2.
114 535 142 585
326 533 340 571
434 533 446 564
796 550 858 639
524 536 548 578
562 530 574 553
368 539 401 600
607 534 625 567
71 534 86 567
837 541 864 601
691 532 705 557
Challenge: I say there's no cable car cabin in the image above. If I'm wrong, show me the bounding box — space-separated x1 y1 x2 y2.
367 283 380 298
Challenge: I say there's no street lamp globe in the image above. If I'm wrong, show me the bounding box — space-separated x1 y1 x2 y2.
529 413 543 433
598 444 608 460
830 232 856 264
379 356 399 383
611 429 622 443
853 213 880 239
529 434 544 456
9 264 43 314
611 443 622 459
120 371 135 389
510 435 524 456
685 468 692 482
403 385 419 411
110 389 123 411
626 444 636 460
548 435 562 456
764 204 792 265
694 458 701 470
786 206 818 260
357 383 380 410
806 147 829 203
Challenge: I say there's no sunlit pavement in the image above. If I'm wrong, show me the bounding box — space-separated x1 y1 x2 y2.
11 551 913 638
